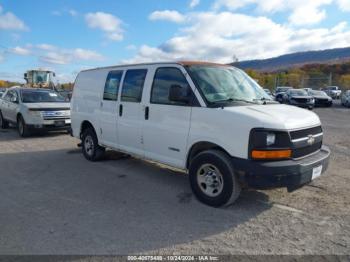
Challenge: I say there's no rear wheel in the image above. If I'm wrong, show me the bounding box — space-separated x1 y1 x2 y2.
0 111 9 129
81 128 105 161
189 150 241 207
17 115 30 137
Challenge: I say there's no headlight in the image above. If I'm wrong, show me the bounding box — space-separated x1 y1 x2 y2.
266 133 276 146
28 110 41 117
249 129 291 160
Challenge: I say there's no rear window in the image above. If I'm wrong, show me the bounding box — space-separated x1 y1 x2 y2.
121 69 147 102
103 70 123 101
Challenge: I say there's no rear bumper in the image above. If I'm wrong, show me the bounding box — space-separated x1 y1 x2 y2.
232 146 330 192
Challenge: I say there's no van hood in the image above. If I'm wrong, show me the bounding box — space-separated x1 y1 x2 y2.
223 104 320 130
23 102 70 110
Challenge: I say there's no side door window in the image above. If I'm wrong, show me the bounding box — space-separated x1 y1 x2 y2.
99 70 123 146
117 69 148 156
151 67 194 106
121 69 147 103
103 70 123 101
3 90 13 102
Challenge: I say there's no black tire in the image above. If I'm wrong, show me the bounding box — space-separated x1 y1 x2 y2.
17 115 30 137
81 127 105 161
189 150 241 207
0 111 9 129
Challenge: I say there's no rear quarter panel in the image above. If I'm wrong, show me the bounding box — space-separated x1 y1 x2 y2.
71 69 109 139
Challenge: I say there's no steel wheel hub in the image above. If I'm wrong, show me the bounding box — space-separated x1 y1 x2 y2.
84 135 94 156
197 164 224 197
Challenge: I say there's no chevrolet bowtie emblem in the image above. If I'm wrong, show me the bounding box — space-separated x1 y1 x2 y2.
307 135 315 146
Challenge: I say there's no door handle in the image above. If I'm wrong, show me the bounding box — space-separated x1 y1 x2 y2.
119 104 123 117
145 106 149 120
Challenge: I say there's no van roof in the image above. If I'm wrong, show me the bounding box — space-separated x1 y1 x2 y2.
80 61 229 73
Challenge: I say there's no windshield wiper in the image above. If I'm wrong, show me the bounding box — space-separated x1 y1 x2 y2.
210 98 257 107
253 97 278 105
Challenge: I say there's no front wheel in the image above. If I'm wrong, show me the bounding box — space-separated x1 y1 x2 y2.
17 115 30 137
189 150 241 207
81 128 105 161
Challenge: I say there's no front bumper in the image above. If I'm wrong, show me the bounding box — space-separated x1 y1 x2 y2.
232 146 330 192
289 101 314 108
27 119 71 131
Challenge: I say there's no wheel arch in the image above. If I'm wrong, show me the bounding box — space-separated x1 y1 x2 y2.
80 120 96 138
186 141 231 169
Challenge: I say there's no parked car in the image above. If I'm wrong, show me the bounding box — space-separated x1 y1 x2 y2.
275 86 293 103
71 62 330 207
308 90 332 107
341 90 350 107
263 88 273 98
323 86 342 99
284 89 315 109
0 87 71 137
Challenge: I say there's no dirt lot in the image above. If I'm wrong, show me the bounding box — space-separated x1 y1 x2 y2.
0 101 349 255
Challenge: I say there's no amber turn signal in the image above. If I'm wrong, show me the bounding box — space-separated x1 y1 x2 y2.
252 149 292 159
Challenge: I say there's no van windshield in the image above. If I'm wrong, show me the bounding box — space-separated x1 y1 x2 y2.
186 65 272 106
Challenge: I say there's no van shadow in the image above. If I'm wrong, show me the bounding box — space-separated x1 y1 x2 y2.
0 148 271 254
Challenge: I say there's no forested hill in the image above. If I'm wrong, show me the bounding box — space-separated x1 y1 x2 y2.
234 47 350 71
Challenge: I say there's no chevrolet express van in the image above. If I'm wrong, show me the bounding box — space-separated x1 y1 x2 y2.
71 62 330 207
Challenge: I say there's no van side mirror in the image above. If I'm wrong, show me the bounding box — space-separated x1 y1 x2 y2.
169 85 190 104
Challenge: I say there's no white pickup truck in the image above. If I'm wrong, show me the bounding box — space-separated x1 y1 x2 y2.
0 87 71 137
71 62 330 207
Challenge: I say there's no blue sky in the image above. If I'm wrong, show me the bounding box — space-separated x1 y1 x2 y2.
0 0 350 83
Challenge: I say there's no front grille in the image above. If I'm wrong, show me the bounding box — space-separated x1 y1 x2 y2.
41 110 70 120
293 98 307 103
293 141 322 158
290 126 323 140
315 98 329 104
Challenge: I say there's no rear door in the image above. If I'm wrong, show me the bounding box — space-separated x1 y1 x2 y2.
0 90 11 119
1 90 17 122
99 70 123 147
7 90 19 122
142 66 197 168
117 68 148 157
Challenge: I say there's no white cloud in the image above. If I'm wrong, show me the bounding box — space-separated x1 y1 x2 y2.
0 5 28 31
9 46 31 56
6 44 105 65
126 11 350 64
189 0 200 8
0 53 4 63
69 9 78 16
40 48 105 65
52 10 62 16
149 10 186 23
36 44 56 51
337 0 350 11
85 12 124 41
126 44 137 50
213 0 333 26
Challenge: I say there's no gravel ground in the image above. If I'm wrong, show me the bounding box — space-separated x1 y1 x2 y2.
0 101 349 255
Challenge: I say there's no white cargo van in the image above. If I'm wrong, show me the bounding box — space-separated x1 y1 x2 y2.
71 62 330 207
